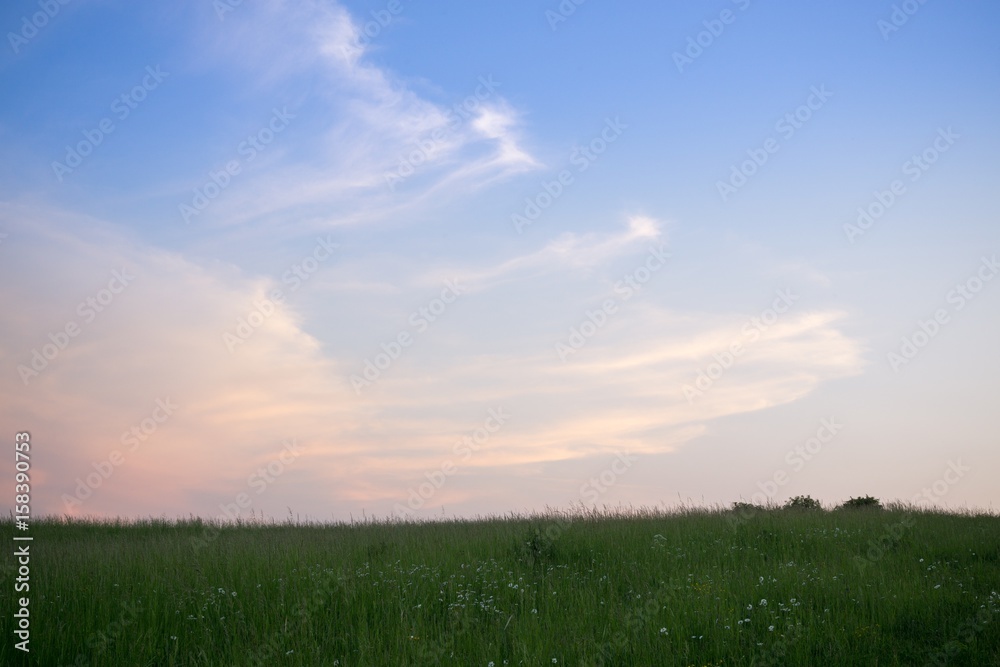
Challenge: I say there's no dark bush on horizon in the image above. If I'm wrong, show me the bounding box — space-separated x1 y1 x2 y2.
783 495 823 511
839 495 883 510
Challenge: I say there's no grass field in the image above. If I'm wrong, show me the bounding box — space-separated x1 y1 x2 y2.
2 505 999 666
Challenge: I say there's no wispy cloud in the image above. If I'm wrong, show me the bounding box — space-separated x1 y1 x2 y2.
183 0 539 232
420 215 668 292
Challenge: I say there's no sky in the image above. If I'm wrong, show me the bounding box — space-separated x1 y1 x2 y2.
1 0 998 522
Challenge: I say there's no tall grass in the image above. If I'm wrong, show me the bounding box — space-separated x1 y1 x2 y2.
2 504 998 666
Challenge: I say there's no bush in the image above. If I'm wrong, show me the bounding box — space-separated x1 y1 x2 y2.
783 495 823 511
732 501 763 513
839 495 882 510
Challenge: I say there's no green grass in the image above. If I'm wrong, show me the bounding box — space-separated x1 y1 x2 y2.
2 505 999 666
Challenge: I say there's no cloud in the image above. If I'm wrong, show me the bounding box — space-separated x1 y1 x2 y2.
422 214 669 292
0 203 864 519
321 301 863 514
0 204 364 518
184 0 539 232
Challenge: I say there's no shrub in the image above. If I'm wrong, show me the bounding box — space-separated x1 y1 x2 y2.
839 495 882 510
783 495 823 511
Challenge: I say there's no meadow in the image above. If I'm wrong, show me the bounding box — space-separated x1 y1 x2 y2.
2 503 998 666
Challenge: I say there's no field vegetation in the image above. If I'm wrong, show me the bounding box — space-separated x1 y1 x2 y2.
2 502 999 666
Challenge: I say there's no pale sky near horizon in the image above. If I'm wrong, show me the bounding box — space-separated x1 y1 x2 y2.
1 0 998 522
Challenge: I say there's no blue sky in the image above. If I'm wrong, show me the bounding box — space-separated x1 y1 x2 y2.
1 0 998 520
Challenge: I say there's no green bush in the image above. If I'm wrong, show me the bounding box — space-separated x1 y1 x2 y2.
839 495 883 510
783 495 823 511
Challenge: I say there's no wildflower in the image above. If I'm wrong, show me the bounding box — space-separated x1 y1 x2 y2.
768 625 775 631
760 599 767 607
659 627 668 634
